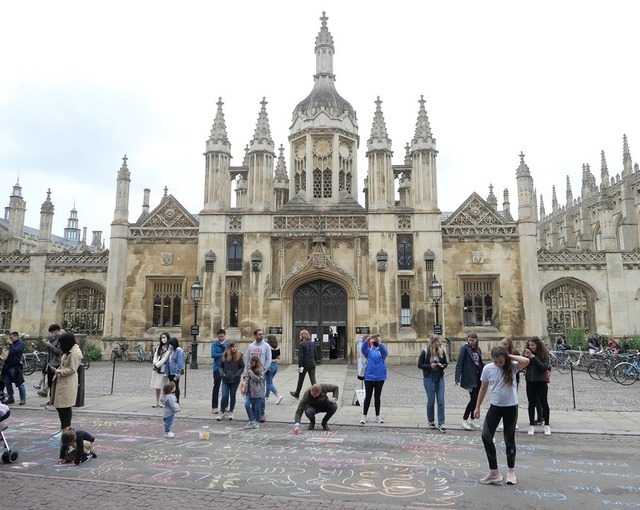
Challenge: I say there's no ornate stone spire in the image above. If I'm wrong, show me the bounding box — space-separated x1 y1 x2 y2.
552 185 558 211
600 150 610 186
516 151 530 178
581 163 597 196
367 96 391 150
291 12 357 129
250 97 274 148
208 97 230 146
487 184 498 209
274 144 289 182
118 154 130 180
539 194 546 218
412 95 434 143
566 175 573 205
404 143 412 165
623 134 632 176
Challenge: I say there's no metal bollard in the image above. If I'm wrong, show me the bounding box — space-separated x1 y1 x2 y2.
76 364 85 407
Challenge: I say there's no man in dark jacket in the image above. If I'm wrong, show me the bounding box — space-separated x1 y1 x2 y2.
294 383 339 430
290 329 318 399
1 332 26 405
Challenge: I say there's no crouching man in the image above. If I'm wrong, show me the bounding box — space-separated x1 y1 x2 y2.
294 383 339 431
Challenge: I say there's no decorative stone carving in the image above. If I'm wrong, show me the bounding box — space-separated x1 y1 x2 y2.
273 215 366 231
160 252 173 266
472 251 484 264
377 249 388 271
251 250 263 271
229 215 242 231
398 215 412 230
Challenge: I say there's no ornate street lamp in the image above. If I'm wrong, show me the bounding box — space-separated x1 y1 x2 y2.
429 274 443 335
190 275 203 369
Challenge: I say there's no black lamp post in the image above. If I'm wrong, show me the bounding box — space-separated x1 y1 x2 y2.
429 274 443 335
190 275 203 369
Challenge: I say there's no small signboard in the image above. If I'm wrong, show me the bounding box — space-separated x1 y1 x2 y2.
190 325 200 336
355 327 370 334
268 327 283 334
434 324 443 335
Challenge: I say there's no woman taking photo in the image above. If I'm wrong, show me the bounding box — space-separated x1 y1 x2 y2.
150 332 171 407
418 335 448 432
50 332 83 439
360 334 388 425
524 336 551 436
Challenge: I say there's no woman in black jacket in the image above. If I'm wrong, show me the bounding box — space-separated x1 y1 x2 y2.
418 335 448 432
455 332 484 430
523 336 551 436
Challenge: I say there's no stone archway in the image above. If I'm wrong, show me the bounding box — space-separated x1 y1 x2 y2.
292 280 347 361
543 278 596 335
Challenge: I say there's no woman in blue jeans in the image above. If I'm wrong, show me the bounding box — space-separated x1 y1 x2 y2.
217 342 244 421
265 335 284 404
418 335 448 432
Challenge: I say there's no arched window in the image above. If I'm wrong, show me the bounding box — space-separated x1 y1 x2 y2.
544 282 592 333
0 286 14 334
61 285 105 335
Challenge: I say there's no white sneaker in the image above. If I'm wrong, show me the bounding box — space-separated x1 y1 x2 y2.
497 423 504 431
244 421 255 429
528 425 535 436
51 430 63 439
544 425 551 436
471 420 482 430
461 420 473 431
275 395 283 405
254 422 260 429
164 431 174 439
376 416 384 424
227 412 234 420
216 412 224 421
360 416 367 425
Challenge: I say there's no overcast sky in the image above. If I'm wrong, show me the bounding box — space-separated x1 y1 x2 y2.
2 1 639 243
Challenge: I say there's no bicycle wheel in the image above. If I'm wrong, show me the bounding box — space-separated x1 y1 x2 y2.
612 362 640 385
22 356 37 376
595 361 611 381
122 350 130 362
587 360 601 381
555 353 571 374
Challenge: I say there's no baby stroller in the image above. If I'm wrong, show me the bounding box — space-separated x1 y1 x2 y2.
1 425 19 463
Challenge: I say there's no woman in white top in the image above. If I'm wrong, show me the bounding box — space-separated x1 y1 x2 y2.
473 345 529 486
149 332 171 407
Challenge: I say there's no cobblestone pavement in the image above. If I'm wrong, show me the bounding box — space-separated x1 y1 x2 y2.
3 409 640 510
65 360 640 412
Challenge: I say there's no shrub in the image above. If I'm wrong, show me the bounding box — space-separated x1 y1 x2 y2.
84 342 103 362
622 335 640 352
565 328 587 349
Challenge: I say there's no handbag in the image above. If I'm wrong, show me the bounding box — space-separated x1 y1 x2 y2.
357 360 367 380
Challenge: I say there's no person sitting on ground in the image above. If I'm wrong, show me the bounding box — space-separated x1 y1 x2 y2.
59 426 97 465
294 383 339 431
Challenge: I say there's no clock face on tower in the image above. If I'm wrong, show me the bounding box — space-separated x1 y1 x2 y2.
313 139 332 158
295 142 306 160
339 141 352 159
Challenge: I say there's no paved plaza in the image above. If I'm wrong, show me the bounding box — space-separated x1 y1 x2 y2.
2 361 639 509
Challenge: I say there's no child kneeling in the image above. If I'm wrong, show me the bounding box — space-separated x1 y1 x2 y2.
59 426 97 465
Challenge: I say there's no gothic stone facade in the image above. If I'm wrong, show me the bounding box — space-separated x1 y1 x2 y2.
2 14 640 363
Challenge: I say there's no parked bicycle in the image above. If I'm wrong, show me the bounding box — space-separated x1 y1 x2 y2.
612 353 640 385
110 341 130 362
21 346 48 376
